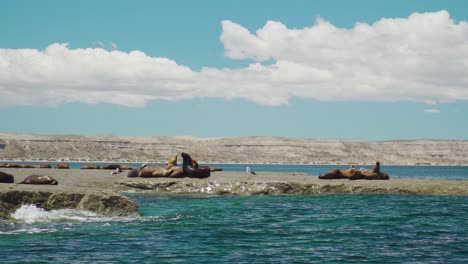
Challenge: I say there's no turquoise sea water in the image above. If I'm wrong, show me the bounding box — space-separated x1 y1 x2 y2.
0 165 467 263
1 194 467 263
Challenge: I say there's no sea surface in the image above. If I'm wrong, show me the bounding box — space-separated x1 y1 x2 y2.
1 165 467 263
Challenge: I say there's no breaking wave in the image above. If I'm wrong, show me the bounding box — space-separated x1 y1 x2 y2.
11 204 133 224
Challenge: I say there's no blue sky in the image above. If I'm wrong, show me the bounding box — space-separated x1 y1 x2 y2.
1 0 467 140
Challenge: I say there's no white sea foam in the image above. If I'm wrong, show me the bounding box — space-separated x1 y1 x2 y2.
11 204 132 224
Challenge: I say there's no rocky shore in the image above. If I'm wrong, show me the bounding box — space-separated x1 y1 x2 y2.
1 168 467 221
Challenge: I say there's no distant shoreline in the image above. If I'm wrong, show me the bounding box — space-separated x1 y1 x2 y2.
0 160 467 167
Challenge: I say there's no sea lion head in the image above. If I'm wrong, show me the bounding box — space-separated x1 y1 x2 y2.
165 155 178 169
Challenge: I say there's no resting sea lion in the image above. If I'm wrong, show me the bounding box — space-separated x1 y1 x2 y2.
119 165 133 170
192 159 223 172
0 171 14 183
38 164 52 169
19 175 58 185
101 164 121 170
318 168 347 179
139 165 174 178
5 164 24 168
55 163 70 169
163 155 184 178
127 168 139 178
358 161 389 180
181 152 210 178
81 164 101 169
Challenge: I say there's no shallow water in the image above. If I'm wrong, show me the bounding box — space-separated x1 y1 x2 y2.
1 194 467 263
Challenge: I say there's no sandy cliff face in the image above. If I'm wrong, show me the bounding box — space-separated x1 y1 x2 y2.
0 133 467 165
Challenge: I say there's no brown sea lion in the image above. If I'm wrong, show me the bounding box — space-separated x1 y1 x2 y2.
80 164 101 169
165 155 178 168
358 161 389 180
19 175 58 185
38 164 52 169
0 164 7 168
192 159 223 172
181 152 210 178
139 165 174 178
318 168 347 179
6 164 24 168
164 155 184 178
55 163 70 169
119 165 133 170
341 165 363 179
0 171 14 183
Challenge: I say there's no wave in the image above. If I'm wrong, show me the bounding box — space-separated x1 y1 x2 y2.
11 204 136 224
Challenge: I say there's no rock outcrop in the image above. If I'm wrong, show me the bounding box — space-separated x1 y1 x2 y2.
0 189 138 221
117 178 468 196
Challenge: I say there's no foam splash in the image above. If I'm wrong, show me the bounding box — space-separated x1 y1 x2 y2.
11 204 114 224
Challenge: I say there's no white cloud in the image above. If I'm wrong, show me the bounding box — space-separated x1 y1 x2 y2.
424 108 441 113
0 10 467 107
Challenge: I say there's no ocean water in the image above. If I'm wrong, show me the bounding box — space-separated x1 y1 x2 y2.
1 165 467 263
0 194 467 263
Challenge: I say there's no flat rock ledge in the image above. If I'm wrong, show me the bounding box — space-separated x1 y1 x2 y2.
117 179 468 196
0 188 138 221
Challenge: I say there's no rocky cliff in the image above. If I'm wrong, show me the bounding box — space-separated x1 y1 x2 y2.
0 133 467 165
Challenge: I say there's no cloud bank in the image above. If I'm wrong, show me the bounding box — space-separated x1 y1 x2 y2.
0 10 467 107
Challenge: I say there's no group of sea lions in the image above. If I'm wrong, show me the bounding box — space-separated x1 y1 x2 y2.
0 171 59 185
0 163 70 169
319 161 390 180
80 164 133 170
127 152 222 179
0 163 52 169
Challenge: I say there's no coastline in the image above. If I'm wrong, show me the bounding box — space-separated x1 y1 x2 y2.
1 167 467 221
1 160 467 167
1 168 467 195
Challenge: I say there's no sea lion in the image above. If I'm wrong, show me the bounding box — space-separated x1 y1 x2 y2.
101 164 122 170
139 165 174 178
164 155 184 178
38 164 52 169
318 168 347 179
181 152 210 178
165 155 178 168
0 171 14 183
55 163 70 169
119 165 133 170
358 161 389 180
5 164 24 168
341 165 363 179
81 164 101 169
127 168 139 178
19 175 58 185
373 161 381 174
192 159 223 172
